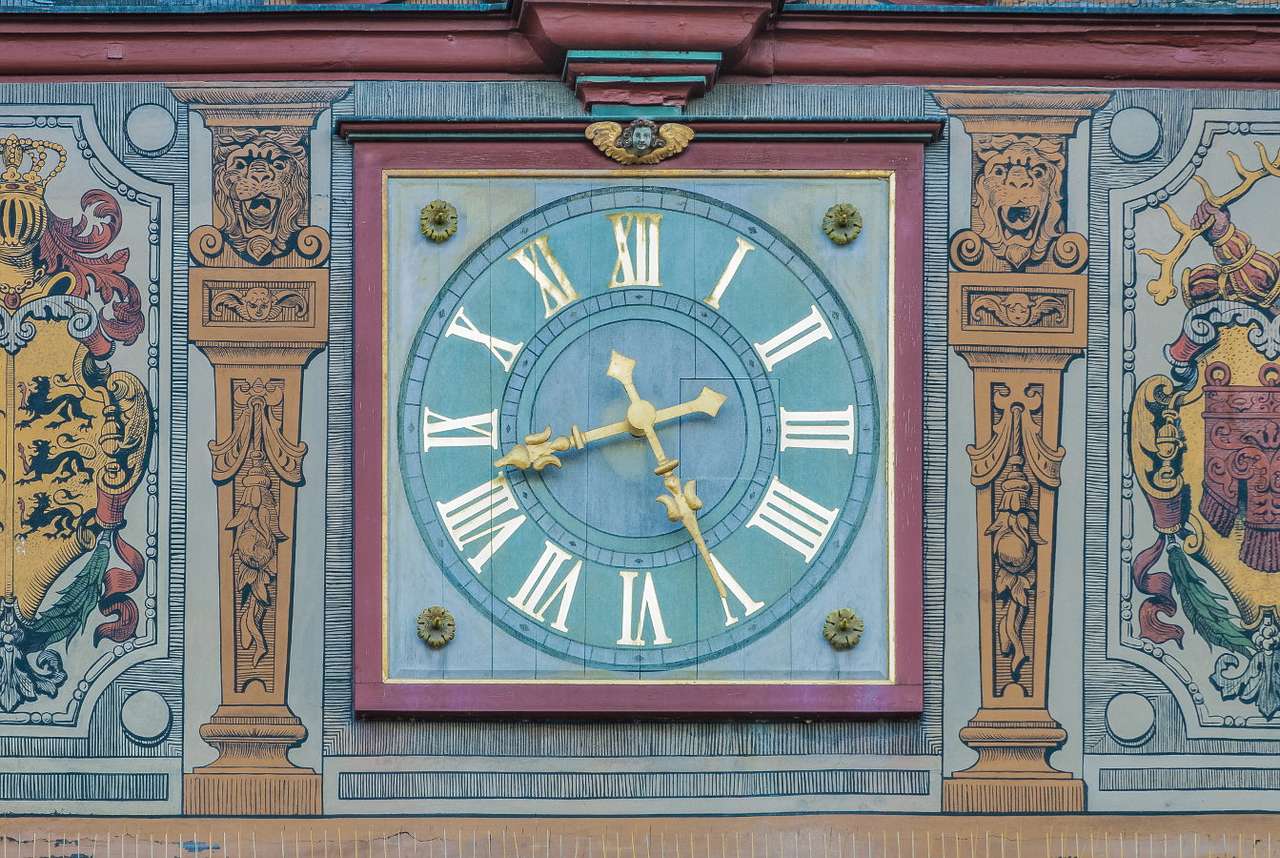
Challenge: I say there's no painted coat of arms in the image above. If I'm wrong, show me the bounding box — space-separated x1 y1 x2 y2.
0 132 153 713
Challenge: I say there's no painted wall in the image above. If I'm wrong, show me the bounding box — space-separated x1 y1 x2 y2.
3 2 1280 827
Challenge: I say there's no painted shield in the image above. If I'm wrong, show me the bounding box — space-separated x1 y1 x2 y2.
0 133 153 713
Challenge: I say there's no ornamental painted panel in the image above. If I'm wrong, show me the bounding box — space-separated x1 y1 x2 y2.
0 107 167 733
350 132 924 716
1118 110 1280 736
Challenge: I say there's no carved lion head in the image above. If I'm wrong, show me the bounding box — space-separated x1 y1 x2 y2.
973 134 1065 270
212 127 310 264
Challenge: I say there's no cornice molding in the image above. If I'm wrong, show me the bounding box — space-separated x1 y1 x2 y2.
3 5 1280 86
335 118 944 142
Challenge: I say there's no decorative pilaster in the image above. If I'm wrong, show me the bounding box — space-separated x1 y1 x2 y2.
934 88 1108 814
173 84 348 816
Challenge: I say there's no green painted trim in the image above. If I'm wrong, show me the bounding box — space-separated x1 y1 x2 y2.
565 50 723 63
575 75 707 85
588 105 685 118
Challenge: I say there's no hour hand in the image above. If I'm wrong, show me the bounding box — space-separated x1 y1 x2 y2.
495 386 729 471
494 426 578 471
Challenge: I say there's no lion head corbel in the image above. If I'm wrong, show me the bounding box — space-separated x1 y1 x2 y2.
211 127 311 265
952 133 1083 273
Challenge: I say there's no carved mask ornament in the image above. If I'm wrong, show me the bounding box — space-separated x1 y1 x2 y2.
972 134 1066 271
212 127 310 264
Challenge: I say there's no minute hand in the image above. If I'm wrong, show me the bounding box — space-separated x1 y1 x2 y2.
604 351 733 610
494 385 727 472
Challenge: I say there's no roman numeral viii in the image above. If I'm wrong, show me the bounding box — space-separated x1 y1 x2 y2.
747 476 838 564
507 541 582 633
608 211 662 289
435 476 526 575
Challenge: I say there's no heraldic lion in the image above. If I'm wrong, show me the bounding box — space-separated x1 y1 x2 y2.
972 133 1066 270
213 127 310 263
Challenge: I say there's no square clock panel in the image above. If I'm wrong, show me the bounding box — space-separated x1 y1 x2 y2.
350 129 923 716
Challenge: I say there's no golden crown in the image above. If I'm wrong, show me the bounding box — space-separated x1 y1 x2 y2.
0 133 65 197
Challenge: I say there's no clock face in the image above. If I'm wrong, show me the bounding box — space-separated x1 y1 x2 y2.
397 186 879 671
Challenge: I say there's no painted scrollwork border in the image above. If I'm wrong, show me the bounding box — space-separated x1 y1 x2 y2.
0 109 168 733
1113 112 1280 738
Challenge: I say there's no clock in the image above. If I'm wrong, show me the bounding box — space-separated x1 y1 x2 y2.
351 138 924 715
398 186 877 670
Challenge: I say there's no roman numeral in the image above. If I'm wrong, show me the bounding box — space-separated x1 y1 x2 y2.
753 304 833 372
779 405 856 454
445 306 524 373
435 476 527 575
616 570 672 646
703 236 755 311
509 234 579 318
421 405 499 452
507 541 583 633
708 552 765 628
747 476 838 564
607 211 662 289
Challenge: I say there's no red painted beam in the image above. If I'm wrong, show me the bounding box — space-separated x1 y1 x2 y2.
1 8 1280 86
0 12 546 77
749 12 1280 85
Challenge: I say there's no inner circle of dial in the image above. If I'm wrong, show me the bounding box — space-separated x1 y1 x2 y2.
501 289 776 568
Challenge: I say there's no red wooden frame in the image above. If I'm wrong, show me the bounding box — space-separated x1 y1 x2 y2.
347 120 928 716
3 10 1280 88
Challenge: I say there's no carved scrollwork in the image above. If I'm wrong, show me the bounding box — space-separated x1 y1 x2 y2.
968 383 1064 686
210 378 307 486
1049 231 1088 273
209 377 308 686
189 225 227 268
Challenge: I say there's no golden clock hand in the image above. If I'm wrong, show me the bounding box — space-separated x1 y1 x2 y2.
656 473 730 606
605 350 675 473
581 386 727 445
605 351 734 614
494 385 726 471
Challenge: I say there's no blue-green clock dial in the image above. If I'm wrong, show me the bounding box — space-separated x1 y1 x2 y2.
398 186 878 671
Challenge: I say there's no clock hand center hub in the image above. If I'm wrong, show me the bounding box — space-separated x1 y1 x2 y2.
625 399 658 436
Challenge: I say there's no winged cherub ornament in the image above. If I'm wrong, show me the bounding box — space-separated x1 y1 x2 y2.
584 119 695 166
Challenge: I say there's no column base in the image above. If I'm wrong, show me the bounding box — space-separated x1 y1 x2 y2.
942 709 1085 813
943 775 1084 814
184 704 321 816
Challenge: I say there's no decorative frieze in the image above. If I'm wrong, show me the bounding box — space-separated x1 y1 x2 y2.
935 87 1108 814
172 83 347 817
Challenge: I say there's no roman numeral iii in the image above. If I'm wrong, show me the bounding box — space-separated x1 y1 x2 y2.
753 304 833 372
435 476 527 575
607 211 662 289
616 570 672 646
509 234 579 318
747 476 838 564
421 405 498 452
445 306 524 373
779 405 856 454
508 541 582 633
